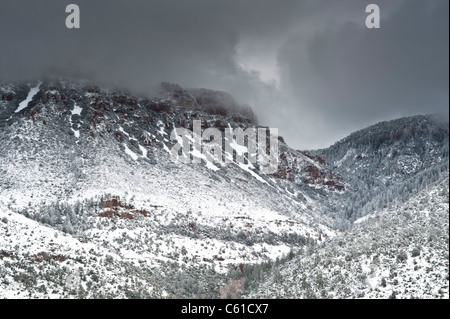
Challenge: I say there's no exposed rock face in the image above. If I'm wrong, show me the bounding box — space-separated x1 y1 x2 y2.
273 144 345 191
159 82 199 110
160 82 258 125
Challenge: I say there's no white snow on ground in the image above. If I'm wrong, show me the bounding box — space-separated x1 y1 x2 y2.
0 206 119 298
124 144 139 161
139 145 148 158
15 81 42 113
162 142 171 154
69 102 83 138
157 120 168 136
205 161 220 171
191 148 220 171
69 117 80 138
335 148 355 167
72 102 83 116
0 205 162 299
73 128 80 139
353 213 373 225
118 126 130 138
1 80 446 299
230 140 248 156
237 162 268 185
246 176 449 299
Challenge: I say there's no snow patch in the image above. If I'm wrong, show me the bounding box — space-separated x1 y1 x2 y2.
69 102 83 138
15 81 42 113
124 144 139 161
139 145 148 158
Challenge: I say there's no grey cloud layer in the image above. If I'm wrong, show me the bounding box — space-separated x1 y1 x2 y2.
0 0 448 149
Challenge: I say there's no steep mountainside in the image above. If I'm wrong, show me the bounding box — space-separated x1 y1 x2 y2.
314 115 449 227
245 173 449 299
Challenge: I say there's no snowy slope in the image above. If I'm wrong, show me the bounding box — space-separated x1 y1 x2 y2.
315 114 449 226
245 174 449 299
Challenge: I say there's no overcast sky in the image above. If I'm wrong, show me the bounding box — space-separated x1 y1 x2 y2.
1 0 448 149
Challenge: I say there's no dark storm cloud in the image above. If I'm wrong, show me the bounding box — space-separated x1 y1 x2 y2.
0 0 303 91
277 0 449 148
0 0 448 149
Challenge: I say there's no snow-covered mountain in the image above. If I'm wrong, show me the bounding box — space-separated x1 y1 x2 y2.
0 79 448 298
309 114 449 228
